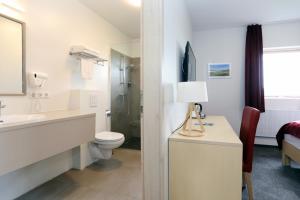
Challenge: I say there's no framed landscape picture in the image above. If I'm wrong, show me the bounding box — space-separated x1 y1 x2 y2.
208 63 231 78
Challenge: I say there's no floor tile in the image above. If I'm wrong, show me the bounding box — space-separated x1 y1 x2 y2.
17 149 142 200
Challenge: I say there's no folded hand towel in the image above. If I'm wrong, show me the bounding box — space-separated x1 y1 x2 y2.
81 59 94 80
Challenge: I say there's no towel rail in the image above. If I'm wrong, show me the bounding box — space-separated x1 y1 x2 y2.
69 46 108 66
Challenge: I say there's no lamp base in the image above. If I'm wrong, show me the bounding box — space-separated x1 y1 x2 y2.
179 103 205 137
179 129 204 137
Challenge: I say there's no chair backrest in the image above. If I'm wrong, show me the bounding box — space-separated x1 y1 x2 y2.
240 106 260 172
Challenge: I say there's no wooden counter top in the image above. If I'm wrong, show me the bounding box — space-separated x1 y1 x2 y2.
169 116 242 147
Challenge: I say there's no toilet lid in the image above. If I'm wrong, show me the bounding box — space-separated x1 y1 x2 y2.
95 131 124 142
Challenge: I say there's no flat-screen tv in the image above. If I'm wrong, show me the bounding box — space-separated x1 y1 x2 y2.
181 41 196 82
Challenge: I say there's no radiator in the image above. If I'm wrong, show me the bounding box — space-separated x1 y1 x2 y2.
256 110 300 138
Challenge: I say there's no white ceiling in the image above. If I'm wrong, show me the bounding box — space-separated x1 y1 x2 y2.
185 0 300 31
79 0 140 38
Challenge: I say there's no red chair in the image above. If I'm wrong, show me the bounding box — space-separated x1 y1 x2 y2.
240 106 260 200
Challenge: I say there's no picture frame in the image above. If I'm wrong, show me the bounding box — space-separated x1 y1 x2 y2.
208 63 231 79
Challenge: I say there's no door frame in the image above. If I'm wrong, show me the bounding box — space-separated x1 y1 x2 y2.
142 0 165 199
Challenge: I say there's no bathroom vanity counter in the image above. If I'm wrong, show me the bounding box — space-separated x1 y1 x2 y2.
0 110 95 132
0 110 96 176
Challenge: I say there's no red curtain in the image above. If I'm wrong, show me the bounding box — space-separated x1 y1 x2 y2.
245 24 265 112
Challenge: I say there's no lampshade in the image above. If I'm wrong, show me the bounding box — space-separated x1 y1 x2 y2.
177 81 208 103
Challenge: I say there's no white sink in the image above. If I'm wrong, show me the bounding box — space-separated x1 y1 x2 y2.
0 114 46 126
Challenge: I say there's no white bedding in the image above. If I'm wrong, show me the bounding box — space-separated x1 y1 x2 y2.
285 134 300 150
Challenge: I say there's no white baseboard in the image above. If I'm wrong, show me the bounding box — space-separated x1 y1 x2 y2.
255 136 278 146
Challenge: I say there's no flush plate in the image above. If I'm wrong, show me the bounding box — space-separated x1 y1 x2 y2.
89 94 98 107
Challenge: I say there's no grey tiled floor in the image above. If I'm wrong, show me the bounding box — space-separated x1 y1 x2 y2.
242 146 300 200
19 146 299 200
17 149 142 200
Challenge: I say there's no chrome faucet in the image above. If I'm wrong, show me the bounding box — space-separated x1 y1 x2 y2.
0 101 6 118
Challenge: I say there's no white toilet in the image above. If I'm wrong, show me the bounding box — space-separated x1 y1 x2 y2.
90 131 125 159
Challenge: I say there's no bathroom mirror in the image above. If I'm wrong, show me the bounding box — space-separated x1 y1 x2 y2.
0 14 25 96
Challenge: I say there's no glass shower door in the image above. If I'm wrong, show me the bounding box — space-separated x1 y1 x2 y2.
111 49 141 149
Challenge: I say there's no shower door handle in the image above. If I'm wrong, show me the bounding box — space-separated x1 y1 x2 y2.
140 91 143 115
140 105 143 114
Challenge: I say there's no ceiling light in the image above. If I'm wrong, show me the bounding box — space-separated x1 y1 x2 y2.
0 0 24 12
127 0 141 7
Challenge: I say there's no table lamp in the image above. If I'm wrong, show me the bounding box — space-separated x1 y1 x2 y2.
177 81 208 137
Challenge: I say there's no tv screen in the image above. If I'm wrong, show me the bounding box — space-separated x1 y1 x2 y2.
181 41 196 82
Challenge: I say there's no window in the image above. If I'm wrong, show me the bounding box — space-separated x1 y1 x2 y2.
263 48 300 98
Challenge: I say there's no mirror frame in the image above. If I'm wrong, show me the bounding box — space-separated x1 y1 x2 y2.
0 13 26 96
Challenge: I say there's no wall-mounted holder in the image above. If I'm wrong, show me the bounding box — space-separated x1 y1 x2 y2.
28 72 48 88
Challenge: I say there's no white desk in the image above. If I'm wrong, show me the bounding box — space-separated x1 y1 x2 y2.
169 116 242 200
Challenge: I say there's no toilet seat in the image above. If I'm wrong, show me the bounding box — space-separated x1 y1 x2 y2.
95 131 124 142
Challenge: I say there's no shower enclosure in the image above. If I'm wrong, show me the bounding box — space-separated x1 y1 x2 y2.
111 49 141 149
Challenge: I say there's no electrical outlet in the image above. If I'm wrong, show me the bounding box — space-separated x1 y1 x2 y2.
37 93 43 98
30 92 50 99
31 92 36 98
43 92 49 98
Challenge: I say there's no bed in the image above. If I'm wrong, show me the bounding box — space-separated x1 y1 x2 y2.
276 121 300 166
282 134 300 166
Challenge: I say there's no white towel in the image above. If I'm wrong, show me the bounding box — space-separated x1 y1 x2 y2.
81 59 94 80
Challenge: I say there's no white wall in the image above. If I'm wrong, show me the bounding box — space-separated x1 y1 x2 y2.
111 39 140 58
193 27 246 133
192 21 300 138
162 0 192 199
0 0 134 199
129 39 141 58
0 0 132 115
142 0 192 198
263 21 300 48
